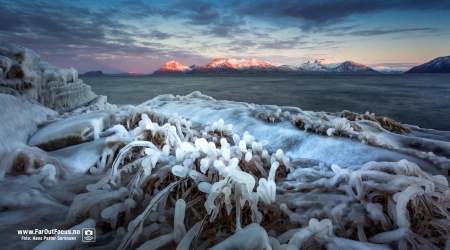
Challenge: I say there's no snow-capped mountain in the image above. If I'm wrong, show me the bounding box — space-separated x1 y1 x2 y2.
330 61 379 73
191 58 296 74
405 56 450 73
194 58 238 73
298 59 330 72
153 58 379 75
298 59 379 73
153 60 192 74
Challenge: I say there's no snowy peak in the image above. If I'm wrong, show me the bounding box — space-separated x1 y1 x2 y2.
299 59 329 72
191 57 296 74
152 58 379 74
330 61 378 73
203 58 285 69
299 59 379 73
307 59 326 64
229 58 274 68
153 60 192 74
199 58 238 70
405 56 450 73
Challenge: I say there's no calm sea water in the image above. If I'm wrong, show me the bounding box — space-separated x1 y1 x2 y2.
83 74 450 131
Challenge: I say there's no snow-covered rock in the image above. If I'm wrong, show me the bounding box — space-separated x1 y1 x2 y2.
0 41 116 173
153 60 192 75
0 94 57 159
0 40 97 112
28 110 115 151
405 56 450 73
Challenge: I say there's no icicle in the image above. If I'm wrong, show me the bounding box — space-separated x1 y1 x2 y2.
172 165 190 178
257 177 276 205
119 181 181 250
173 199 187 243
176 220 203 250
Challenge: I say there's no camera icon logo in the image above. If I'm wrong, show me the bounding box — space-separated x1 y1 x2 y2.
82 228 96 242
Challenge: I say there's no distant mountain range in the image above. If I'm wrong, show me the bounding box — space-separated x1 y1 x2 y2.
81 56 450 76
405 56 450 73
154 58 380 75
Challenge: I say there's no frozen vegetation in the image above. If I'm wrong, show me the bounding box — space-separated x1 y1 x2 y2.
0 41 449 249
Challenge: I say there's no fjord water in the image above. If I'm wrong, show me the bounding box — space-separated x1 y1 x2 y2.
84 74 450 131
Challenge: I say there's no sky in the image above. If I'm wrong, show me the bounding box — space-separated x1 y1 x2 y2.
1 0 450 74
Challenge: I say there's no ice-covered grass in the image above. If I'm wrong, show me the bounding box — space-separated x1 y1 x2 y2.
3 99 448 249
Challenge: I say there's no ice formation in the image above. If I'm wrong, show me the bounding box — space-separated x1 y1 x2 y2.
0 93 57 159
0 41 449 249
0 41 98 112
28 110 115 151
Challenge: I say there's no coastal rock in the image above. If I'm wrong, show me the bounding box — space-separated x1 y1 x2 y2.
0 40 97 112
28 110 115 151
48 139 108 173
0 93 57 159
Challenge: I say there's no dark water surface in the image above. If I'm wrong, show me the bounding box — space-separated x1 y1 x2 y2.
83 74 450 131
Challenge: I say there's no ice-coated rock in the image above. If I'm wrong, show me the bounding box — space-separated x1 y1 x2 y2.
0 93 57 159
48 138 108 173
0 41 98 112
28 110 115 151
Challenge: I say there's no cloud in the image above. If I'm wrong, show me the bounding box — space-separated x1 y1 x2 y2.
235 0 450 32
326 27 438 37
0 0 188 72
1 0 449 73
150 30 172 39
260 39 301 50
349 28 436 36
172 0 220 26
171 0 246 38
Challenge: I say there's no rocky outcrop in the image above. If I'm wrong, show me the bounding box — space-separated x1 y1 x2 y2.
80 70 106 77
28 110 115 151
0 41 97 112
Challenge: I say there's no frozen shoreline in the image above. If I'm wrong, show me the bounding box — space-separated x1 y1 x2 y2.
1 41 449 249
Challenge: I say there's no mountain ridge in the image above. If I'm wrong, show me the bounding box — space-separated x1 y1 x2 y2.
153 58 380 75
405 56 450 73
153 60 192 74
